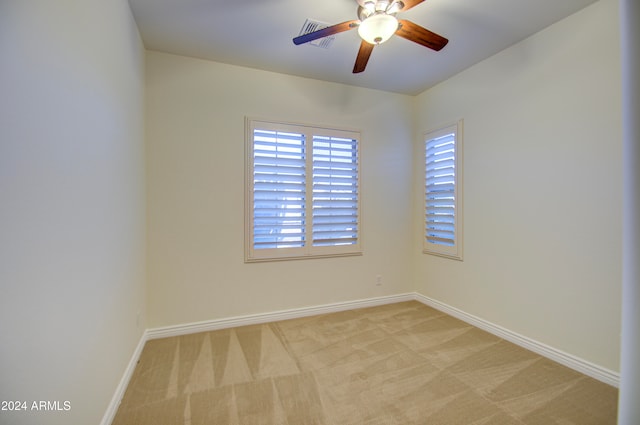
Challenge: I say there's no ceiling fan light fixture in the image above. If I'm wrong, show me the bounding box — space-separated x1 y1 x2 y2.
386 1 402 14
357 13 398 45
374 0 391 12
363 1 376 12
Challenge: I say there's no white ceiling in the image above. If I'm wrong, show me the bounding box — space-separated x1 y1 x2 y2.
128 0 598 95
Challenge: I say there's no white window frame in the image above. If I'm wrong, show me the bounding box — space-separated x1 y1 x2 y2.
245 117 362 262
423 120 463 260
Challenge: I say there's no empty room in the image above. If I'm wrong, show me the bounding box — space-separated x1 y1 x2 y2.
2 0 639 424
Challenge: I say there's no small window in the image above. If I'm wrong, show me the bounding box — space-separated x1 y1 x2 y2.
423 120 463 260
246 118 361 262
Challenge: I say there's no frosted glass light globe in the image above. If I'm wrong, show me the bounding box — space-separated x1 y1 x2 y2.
358 14 398 45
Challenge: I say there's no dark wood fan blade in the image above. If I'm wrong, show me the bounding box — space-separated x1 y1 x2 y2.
353 41 375 73
293 20 358 45
397 0 425 11
395 19 448 51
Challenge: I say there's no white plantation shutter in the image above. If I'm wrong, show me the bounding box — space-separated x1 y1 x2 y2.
426 133 455 245
246 119 361 261
252 129 306 250
312 136 359 247
424 121 463 260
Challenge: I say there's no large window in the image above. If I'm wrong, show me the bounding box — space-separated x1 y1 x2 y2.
423 120 463 260
246 118 361 261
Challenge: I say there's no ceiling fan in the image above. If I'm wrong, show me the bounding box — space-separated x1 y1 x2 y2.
293 0 448 74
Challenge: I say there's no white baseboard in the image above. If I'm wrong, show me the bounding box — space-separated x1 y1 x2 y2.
102 294 412 424
100 330 149 425
104 291 619 424
413 293 620 387
145 292 620 387
146 293 414 340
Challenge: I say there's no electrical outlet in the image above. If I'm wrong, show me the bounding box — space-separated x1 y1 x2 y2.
376 275 382 286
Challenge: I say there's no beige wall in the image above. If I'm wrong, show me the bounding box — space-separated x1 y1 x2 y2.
0 1 146 424
413 0 622 372
146 52 415 328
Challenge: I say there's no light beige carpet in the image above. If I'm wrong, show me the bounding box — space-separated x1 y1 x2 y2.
112 301 617 425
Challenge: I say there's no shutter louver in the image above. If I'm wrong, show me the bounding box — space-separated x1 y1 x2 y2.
425 133 456 246
312 136 359 247
253 129 306 249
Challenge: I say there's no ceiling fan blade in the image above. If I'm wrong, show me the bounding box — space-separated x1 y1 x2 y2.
397 0 425 11
353 41 375 73
293 20 358 45
395 19 448 51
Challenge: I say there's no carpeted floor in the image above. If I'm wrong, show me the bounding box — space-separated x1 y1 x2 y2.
112 301 617 424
